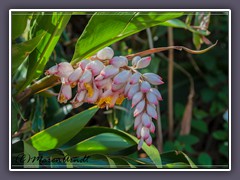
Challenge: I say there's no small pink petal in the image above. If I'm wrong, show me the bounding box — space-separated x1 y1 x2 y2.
136 123 143 139
146 91 158 105
79 69 92 83
132 91 143 108
133 99 145 117
68 68 83 83
134 114 142 130
110 56 128 68
140 81 151 93
45 64 58 75
130 72 141 85
147 104 158 120
145 135 152 146
97 47 114 60
135 56 151 69
113 70 131 84
142 113 151 128
143 73 164 85
150 122 155 133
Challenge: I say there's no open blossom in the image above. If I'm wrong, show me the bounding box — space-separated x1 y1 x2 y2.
45 46 163 150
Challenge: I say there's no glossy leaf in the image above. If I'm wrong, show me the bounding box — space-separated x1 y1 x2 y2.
71 12 184 64
62 127 162 168
161 151 197 168
12 12 30 40
12 32 46 75
26 106 99 151
18 12 71 93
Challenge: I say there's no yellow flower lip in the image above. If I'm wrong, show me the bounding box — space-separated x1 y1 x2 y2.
84 83 94 97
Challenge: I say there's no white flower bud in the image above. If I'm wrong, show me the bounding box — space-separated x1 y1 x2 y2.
130 72 141 85
141 126 150 140
79 59 91 70
68 68 83 83
150 88 162 101
137 138 144 150
97 47 114 60
142 113 151 128
143 73 164 85
132 56 141 67
113 70 131 85
145 135 152 146
147 104 157 120
146 91 158 105
127 84 140 100
134 99 145 117
150 122 155 133
86 60 105 76
79 69 92 83
140 81 151 93
132 91 143 108
135 56 151 69
134 113 142 130
100 65 119 78
110 56 128 68
58 84 72 103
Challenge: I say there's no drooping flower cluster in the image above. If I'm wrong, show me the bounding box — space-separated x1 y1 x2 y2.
45 47 163 150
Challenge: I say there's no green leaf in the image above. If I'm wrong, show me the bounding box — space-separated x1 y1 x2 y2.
12 32 46 75
197 152 212 168
18 12 71 93
177 134 199 145
161 151 197 168
191 119 208 133
23 141 39 168
212 130 228 141
71 12 183 64
26 106 99 151
12 12 30 40
62 127 162 168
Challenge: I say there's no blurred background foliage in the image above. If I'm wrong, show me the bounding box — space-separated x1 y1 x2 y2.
11 11 229 169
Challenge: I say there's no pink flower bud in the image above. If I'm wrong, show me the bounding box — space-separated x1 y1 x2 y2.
95 78 110 88
79 69 92 83
150 88 163 101
110 56 128 68
79 59 91 70
140 81 151 93
132 56 141 67
130 72 141 85
132 91 143 108
146 91 158 105
56 62 74 78
136 123 143 139
143 73 164 85
141 126 150 140
97 47 114 60
77 90 86 102
147 104 157 120
68 68 83 83
142 113 151 128
95 74 104 81
145 135 152 146
124 82 131 96
128 84 140 100
150 122 155 133
134 114 142 130
134 99 145 117
112 83 125 92
86 60 105 76
135 56 151 69
45 64 58 75
100 65 119 78
137 138 144 150
113 70 131 85
58 84 72 103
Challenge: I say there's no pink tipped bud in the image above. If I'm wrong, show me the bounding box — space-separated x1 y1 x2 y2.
135 56 151 69
141 127 150 140
56 62 74 78
134 99 145 117
112 83 125 92
97 47 114 60
95 74 104 81
147 104 157 120
134 114 142 130
143 73 164 85
100 65 119 78
132 56 141 67
146 91 158 105
68 68 83 83
79 59 91 70
142 113 151 128
110 56 128 68
136 123 143 139
124 82 131 96
150 88 162 101
86 60 105 76
79 69 92 83
145 135 152 146
150 122 155 133
58 84 72 103
128 84 140 100
140 81 151 93
137 138 144 150
130 72 141 85
113 70 131 85
77 90 86 102
132 91 143 108
45 64 58 75
95 78 110 88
